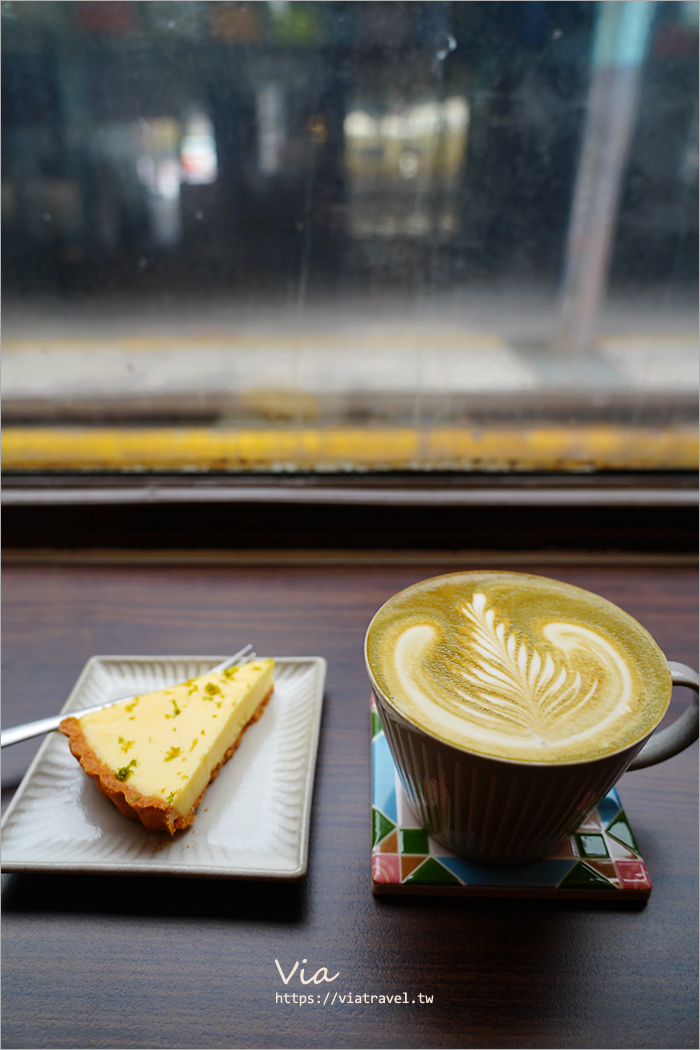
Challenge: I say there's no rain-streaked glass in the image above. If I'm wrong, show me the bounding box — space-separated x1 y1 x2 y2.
2 1 697 474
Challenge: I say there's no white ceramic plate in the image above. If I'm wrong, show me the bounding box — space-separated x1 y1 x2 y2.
1 655 326 879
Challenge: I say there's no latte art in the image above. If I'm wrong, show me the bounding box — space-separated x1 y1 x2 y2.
394 593 634 755
366 572 671 762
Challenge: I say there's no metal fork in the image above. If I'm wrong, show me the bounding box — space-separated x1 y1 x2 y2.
1 645 256 748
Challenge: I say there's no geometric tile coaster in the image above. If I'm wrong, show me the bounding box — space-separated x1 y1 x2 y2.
371 702 652 900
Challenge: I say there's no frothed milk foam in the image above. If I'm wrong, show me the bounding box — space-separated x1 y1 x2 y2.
366 572 671 763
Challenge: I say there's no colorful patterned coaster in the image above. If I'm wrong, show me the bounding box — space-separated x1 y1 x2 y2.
371 703 652 899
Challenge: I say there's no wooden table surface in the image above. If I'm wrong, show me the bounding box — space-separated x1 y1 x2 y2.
2 556 698 1050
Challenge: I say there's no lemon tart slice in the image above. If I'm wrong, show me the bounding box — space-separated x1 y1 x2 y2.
59 658 274 834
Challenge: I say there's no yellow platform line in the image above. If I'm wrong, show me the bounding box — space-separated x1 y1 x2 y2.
2 332 506 354
4 332 696 355
2 426 697 472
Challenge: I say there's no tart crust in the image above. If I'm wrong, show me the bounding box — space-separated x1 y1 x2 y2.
59 686 273 834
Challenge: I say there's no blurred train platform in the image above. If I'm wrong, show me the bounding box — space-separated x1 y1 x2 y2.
3 285 697 429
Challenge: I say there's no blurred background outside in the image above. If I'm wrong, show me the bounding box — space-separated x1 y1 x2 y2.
2 0 698 474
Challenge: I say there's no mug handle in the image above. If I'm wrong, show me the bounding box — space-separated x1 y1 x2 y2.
627 661 699 771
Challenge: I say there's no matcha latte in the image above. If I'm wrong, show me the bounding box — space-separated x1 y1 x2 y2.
366 572 671 764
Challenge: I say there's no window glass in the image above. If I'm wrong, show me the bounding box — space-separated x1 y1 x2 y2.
2 1 697 475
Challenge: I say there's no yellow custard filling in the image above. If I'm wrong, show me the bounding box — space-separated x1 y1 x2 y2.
77 659 274 820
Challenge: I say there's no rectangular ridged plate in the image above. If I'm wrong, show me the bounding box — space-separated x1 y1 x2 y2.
1 655 326 879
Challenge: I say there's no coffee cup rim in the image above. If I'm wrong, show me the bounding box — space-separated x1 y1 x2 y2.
364 569 673 768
